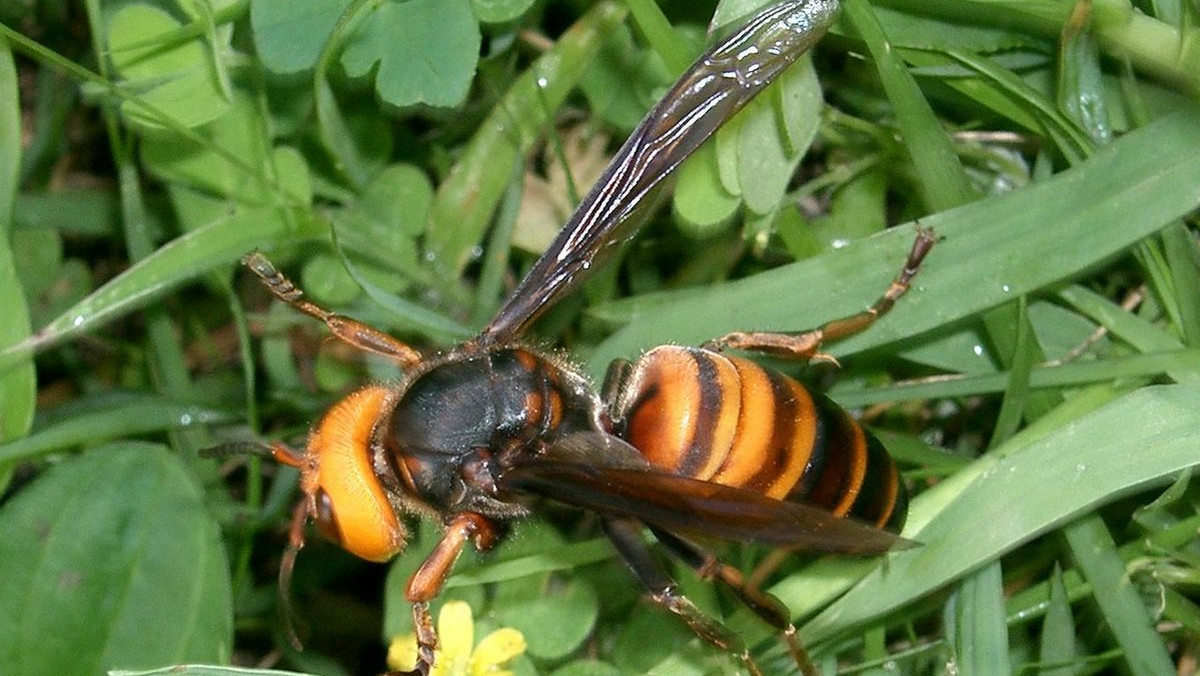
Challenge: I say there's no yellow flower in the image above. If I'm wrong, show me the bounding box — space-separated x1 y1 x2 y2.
388 600 526 676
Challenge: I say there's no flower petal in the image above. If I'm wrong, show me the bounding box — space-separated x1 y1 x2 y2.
470 627 526 675
387 633 419 673
438 600 475 664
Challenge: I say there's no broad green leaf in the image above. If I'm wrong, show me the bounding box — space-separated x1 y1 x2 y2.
0 37 34 442
549 660 622 676
141 95 309 207
341 0 480 109
251 0 353 73
579 24 669 132
383 524 486 639
343 163 432 241
798 382 1200 645
808 167 889 249
673 140 740 235
314 75 394 189
616 605 708 675
495 580 598 660
471 0 536 24
107 4 230 129
588 109 1200 374
737 56 821 216
0 444 231 675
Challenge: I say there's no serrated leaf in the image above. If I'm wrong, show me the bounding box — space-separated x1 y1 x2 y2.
0 444 231 675
107 4 230 129
341 0 480 109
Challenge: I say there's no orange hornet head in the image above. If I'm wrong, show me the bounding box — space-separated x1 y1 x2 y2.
275 385 407 563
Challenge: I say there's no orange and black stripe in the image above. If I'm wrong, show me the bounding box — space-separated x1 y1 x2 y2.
616 345 906 533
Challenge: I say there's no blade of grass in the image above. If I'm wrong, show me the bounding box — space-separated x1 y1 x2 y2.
0 36 35 444
625 0 691 74
797 382 1200 644
1062 515 1176 675
1160 221 1200 345
1055 284 1186 353
872 0 1200 93
1058 0 1112 145
947 560 1011 675
833 348 1200 406
985 296 1052 440
0 208 325 368
1039 564 1077 676
589 109 1200 374
842 0 975 211
0 395 236 467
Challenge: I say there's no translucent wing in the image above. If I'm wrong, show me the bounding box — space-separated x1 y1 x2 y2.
480 0 841 343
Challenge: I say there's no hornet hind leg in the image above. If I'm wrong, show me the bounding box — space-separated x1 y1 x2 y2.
704 227 936 363
651 527 819 676
604 518 812 676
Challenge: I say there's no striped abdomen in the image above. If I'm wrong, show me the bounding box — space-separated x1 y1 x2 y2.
611 345 906 532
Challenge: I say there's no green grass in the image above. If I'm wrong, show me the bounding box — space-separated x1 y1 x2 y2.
1 1 1199 675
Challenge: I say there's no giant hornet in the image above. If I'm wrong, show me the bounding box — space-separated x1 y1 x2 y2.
238 1 934 674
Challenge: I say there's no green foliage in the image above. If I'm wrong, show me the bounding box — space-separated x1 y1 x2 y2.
0 445 231 675
1 0 1198 675
0 37 34 444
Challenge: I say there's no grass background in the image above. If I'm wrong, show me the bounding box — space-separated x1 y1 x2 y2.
1 0 1199 674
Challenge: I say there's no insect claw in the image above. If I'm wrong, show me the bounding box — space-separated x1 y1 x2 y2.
811 351 841 368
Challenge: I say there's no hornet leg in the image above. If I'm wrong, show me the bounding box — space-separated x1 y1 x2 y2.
393 513 499 676
652 527 818 676
705 227 936 363
603 518 767 676
243 251 423 367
